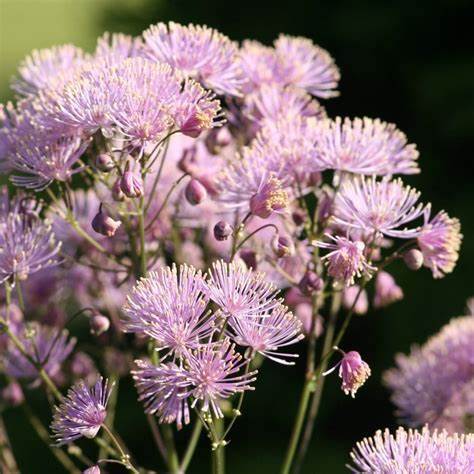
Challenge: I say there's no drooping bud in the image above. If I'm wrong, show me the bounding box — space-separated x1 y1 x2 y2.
95 153 115 172
272 234 295 258
213 220 233 241
292 209 306 226
332 350 371 398
1 381 24 407
90 313 110 336
298 270 323 296
342 285 369 315
178 147 197 174
91 207 121 237
239 249 257 270
120 165 143 198
185 178 207 205
373 271 403 309
205 127 232 154
111 178 125 202
403 249 424 270
249 176 288 219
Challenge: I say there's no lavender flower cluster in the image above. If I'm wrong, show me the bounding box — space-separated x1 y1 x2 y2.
0 20 469 474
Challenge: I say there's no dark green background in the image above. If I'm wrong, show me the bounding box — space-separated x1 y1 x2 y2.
1 0 473 472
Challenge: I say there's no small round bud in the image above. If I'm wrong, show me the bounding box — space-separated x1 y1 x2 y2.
95 153 115 172
120 170 143 198
298 271 323 296
90 313 110 336
92 209 121 237
403 249 424 270
213 220 233 241
83 466 101 474
178 147 197 174
112 178 125 202
272 234 295 258
1 381 24 407
205 127 232 154
185 178 207 205
239 249 257 270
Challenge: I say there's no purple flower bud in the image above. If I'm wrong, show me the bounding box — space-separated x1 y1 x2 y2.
298 271 323 296
272 234 295 258
342 285 369 315
120 170 143 198
185 178 207 205
1 381 24 407
70 352 97 380
111 178 125 201
403 249 424 270
292 209 306 226
249 176 288 219
90 314 110 336
92 209 121 237
373 271 403 309
83 466 100 474
95 153 115 172
205 127 232 154
178 147 197 174
239 249 257 270
213 220 233 241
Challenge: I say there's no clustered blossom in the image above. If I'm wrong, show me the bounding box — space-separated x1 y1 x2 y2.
384 314 474 433
50 377 113 445
349 427 474 473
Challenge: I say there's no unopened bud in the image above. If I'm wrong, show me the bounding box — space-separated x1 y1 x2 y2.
120 170 143 198
205 127 232 154
90 313 110 336
185 178 207 205
95 153 115 172
1 381 24 406
213 220 233 241
92 208 121 237
112 178 125 201
272 234 295 258
292 209 306 226
83 466 100 474
403 249 424 270
239 249 257 270
298 271 323 296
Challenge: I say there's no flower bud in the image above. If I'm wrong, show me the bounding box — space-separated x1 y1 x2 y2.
112 178 125 201
292 209 306 226
373 271 403 308
205 127 232 154
90 313 110 336
272 234 295 258
249 176 288 219
213 220 233 241
342 285 368 315
403 249 424 270
239 249 257 270
95 153 115 172
83 466 100 474
185 178 207 205
1 381 24 407
298 271 323 296
120 170 143 198
92 209 121 237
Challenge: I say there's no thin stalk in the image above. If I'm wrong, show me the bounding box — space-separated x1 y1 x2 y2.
162 425 180 473
23 404 80 473
230 223 279 261
180 420 203 473
138 196 147 276
14 277 25 312
0 415 19 473
145 415 168 463
99 377 119 459
101 424 139 473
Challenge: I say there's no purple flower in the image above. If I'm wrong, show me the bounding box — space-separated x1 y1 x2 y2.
373 271 403 308
132 360 191 429
3 322 75 381
0 199 62 283
123 264 213 357
185 339 256 418
143 22 242 96
249 175 289 219
51 377 113 445
10 136 90 191
324 350 371 397
417 209 462 279
384 314 474 433
349 427 474 473
274 35 340 98
11 44 87 97
94 32 143 65
334 176 425 238
91 207 121 237
228 304 304 365
119 169 143 198
205 260 282 318
185 178 207 205
313 117 419 175
316 235 374 286
213 220 233 241
83 466 100 474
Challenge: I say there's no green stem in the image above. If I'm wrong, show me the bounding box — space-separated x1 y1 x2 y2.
14 278 24 312
0 415 19 473
138 196 147 277
162 425 180 473
180 420 203 473
101 425 139 473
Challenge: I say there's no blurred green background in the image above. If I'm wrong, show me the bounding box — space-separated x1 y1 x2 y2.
1 0 473 472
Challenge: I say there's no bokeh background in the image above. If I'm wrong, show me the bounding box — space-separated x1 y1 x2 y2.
1 0 473 472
